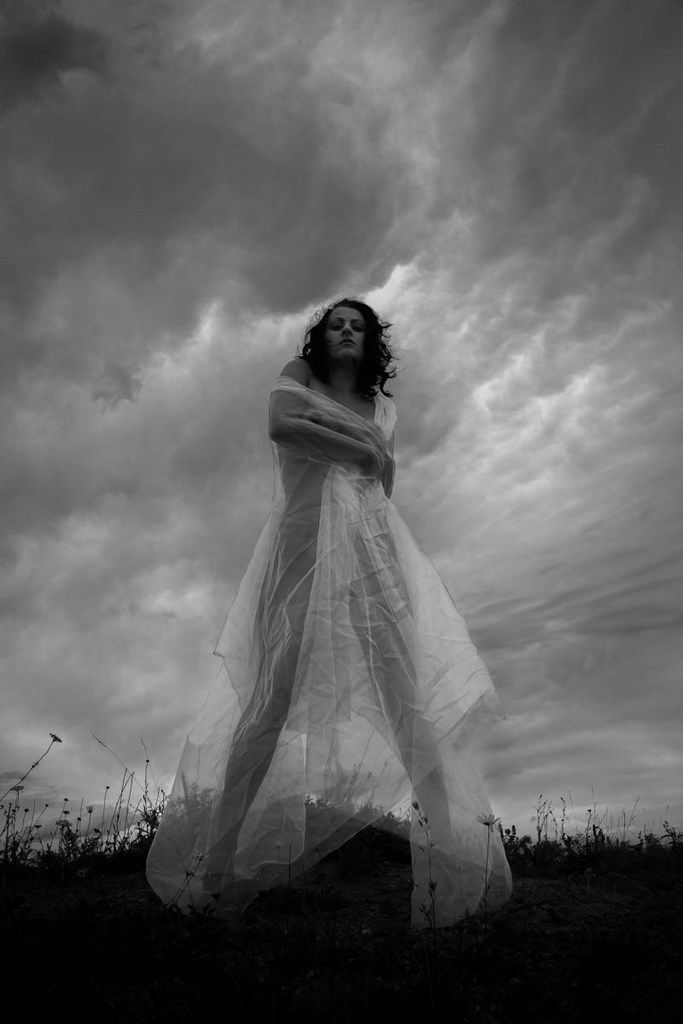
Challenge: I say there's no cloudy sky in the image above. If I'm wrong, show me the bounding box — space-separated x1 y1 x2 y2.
2 0 682 842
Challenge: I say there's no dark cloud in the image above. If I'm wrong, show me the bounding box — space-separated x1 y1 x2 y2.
0 0 429 401
0 2 108 111
1 0 681 832
92 364 141 406
426 0 683 308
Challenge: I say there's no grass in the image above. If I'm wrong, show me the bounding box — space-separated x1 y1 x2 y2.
2 734 681 1023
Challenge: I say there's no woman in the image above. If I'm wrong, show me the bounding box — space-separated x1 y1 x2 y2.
145 298 513 929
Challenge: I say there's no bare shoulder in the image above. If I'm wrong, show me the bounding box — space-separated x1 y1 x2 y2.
279 357 311 386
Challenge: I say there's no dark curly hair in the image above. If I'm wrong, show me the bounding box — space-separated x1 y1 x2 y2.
300 297 397 399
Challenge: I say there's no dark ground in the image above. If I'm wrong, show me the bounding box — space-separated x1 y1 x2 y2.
2 827 681 1023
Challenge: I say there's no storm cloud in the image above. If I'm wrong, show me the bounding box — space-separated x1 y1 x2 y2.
1 0 682 837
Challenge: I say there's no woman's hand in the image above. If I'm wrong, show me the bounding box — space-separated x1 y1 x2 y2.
362 441 390 485
381 453 395 497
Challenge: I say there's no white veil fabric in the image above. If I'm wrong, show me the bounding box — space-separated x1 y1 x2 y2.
145 375 513 929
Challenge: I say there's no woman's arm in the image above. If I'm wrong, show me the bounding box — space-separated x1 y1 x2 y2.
381 431 395 498
270 399 381 471
270 359 387 477
278 357 311 386
270 409 382 468
269 385 383 478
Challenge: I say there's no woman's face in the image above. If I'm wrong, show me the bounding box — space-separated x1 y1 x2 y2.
324 305 366 365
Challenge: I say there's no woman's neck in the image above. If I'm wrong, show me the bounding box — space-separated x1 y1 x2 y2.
327 361 359 394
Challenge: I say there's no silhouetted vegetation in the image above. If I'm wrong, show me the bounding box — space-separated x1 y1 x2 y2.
2 735 681 1023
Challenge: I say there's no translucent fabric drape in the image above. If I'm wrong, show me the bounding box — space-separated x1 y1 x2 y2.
145 376 513 928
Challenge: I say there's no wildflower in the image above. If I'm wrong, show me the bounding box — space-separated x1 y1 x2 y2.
86 805 94 814
49 733 62 743
476 813 500 833
11 785 24 793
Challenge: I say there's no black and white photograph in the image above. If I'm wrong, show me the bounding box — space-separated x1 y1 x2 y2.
1 1 682 1020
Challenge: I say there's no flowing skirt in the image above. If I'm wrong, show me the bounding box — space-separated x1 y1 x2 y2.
145 470 512 929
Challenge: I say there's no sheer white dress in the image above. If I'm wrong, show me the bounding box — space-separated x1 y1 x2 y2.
145 375 513 928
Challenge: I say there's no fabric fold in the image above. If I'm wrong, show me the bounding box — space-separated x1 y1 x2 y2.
145 375 513 928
